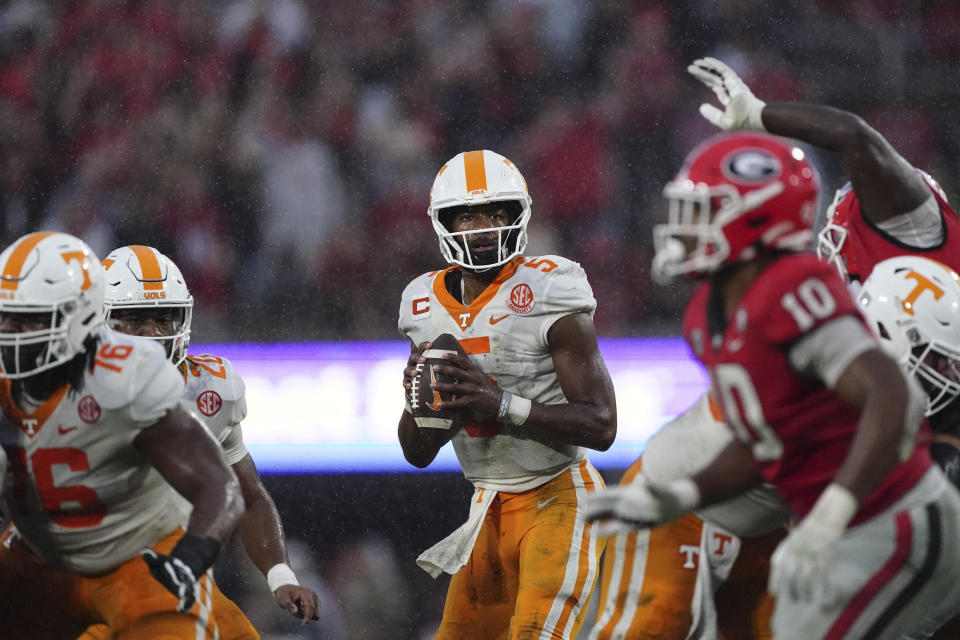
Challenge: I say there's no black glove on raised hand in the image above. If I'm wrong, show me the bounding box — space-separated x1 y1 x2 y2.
141 533 221 613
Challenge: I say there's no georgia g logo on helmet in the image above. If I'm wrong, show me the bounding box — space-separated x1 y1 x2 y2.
652 132 818 282
722 149 782 184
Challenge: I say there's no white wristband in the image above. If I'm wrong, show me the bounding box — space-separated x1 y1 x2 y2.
267 563 299 592
507 395 532 426
747 100 767 131
807 483 858 534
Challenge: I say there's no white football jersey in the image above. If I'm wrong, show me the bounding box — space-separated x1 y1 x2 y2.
643 394 792 537
399 255 596 492
182 354 248 465
0 329 186 574
168 354 248 527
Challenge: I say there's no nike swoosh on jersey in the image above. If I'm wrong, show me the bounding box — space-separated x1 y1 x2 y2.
58 425 78 435
489 314 510 325
537 495 559 510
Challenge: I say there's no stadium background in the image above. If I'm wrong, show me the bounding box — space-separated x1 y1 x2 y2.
2 0 959 637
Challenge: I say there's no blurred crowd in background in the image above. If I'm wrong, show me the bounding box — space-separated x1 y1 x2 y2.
3 1 960 638
3 0 960 342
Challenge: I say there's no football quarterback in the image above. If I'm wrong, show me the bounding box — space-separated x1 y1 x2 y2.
398 150 617 640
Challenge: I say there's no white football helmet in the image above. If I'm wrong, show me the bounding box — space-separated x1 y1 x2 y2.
102 245 193 366
0 231 105 379
859 256 960 416
428 149 532 270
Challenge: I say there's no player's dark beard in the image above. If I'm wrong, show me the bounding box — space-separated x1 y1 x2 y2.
460 237 500 267
469 246 499 266
0 343 45 377
464 230 512 267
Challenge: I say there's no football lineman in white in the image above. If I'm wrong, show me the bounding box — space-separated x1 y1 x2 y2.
0 231 243 639
87 244 320 635
858 256 960 639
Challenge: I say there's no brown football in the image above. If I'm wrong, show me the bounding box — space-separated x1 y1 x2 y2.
409 333 465 430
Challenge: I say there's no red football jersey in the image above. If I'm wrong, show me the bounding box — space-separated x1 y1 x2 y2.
838 172 960 281
683 253 931 524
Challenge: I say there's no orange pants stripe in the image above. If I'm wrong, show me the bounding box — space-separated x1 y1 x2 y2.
436 459 607 640
588 457 780 640
77 566 259 640
0 524 259 640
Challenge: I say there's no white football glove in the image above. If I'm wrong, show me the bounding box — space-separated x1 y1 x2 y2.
688 57 766 131
582 473 700 537
768 484 857 610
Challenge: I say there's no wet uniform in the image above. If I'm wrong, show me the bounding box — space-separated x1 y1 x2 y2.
399 255 606 640
684 254 960 640
0 330 225 639
78 351 259 640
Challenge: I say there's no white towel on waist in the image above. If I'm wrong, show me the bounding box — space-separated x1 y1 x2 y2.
686 521 740 640
417 487 497 578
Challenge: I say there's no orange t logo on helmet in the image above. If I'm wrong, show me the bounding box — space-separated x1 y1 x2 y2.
60 251 93 291
901 270 945 316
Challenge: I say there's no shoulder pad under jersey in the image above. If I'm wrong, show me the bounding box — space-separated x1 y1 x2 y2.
514 255 596 317
86 330 182 410
184 354 245 404
398 268 446 335
184 354 247 425
755 254 859 346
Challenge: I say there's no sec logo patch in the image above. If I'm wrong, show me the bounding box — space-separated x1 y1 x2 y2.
198 390 222 417
507 283 535 314
78 395 101 423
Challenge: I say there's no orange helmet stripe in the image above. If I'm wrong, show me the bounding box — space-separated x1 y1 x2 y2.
128 245 163 290
100 258 115 271
1 231 57 290
463 150 487 193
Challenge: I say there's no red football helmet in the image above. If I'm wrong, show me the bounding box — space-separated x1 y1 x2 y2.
653 132 819 281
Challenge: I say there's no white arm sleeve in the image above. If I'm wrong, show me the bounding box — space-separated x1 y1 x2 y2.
875 195 942 248
787 316 877 387
218 424 249 466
